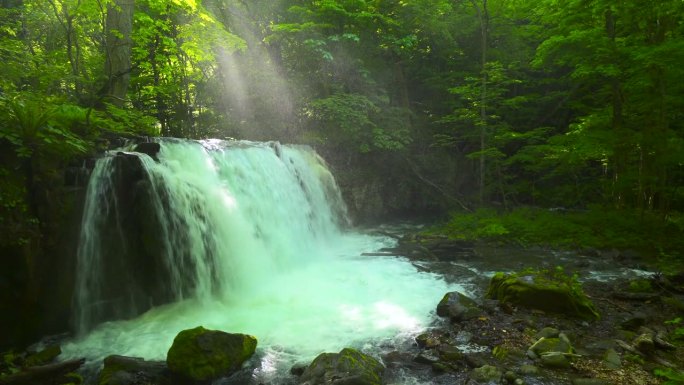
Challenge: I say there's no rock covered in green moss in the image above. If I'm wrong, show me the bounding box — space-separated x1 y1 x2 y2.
166 326 257 382
486 270 600 320
299 348 384 385
436 291 481 322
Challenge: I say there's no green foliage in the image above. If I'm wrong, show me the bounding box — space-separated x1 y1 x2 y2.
654 368 684 385
426 206 684 254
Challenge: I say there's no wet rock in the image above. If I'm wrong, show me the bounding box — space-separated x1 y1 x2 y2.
134 142 161 161
415 330 446 349
437 345 464 363
291 362 308 376
24 345 61 367
486 271 600 320
414 350 440 365
436 291 482 322
99 355 170 385
166 326 257 382
470 364 502 383
299 348 384 385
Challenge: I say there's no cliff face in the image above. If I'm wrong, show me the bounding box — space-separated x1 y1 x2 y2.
0 155 89 350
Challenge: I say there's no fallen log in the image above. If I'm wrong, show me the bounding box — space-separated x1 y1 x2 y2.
0 358 85 385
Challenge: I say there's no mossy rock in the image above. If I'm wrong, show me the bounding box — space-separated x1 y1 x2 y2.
486 271 600 320
166 326 257 382
299 348 384 385
436 291 481 322
528 334 573 358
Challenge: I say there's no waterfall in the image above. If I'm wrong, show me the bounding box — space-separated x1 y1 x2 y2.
73 139 349 333
67 138 456 380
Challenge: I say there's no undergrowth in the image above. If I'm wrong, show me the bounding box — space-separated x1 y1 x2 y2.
423 206 684 272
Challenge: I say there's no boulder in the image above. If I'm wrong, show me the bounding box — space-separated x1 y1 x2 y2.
134 142 161 161
528 333 573 359
299 348 384 385
436 291 481 322
166 326 257 382
99 355 169 385
486 271 600 320
470 365 502 383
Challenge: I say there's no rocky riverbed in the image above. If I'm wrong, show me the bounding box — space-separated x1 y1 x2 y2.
2 232 683 385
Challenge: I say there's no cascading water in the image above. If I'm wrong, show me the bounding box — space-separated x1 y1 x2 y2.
66 139 459 383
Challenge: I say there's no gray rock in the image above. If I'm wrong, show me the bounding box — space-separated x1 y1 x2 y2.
414 349 441 365
436 291 482 322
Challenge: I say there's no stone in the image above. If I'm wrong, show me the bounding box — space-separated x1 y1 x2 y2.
436 291 482 322
470 365 502 383
486 271 600 320
291 363 308 376
99 355 169 385
134 142 161 160
539 352 571 368
415 330 445 348
414 350 440 365
620 312 647 331
24 345 61 367
166 326 257 382
437 345 464 363
299 348 384 385
632 333 655 354
528 335 573 359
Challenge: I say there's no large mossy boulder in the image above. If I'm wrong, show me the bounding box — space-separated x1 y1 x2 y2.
486 270 600 321
436 291 481 322
299 348 384 385
166 326 257 382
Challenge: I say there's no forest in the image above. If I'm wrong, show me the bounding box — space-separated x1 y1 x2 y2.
1 0 684 384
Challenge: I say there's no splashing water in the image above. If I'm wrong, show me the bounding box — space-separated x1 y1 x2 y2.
65 139 458 381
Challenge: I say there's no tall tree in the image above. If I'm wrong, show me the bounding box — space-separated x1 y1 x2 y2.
104 0 135 107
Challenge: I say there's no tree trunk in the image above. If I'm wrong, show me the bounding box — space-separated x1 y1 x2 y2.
471 0 489 204
104 0 135 107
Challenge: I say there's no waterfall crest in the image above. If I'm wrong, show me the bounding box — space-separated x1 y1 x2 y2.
74 139 349 333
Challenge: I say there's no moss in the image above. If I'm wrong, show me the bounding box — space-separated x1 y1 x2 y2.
166 326 257 382
627 279 653 293
302 348 384 385
486 270 599 320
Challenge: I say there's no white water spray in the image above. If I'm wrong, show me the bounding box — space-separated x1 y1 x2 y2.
67 139 458 381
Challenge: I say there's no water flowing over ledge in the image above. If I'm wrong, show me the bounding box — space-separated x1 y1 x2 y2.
66 139 458 380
